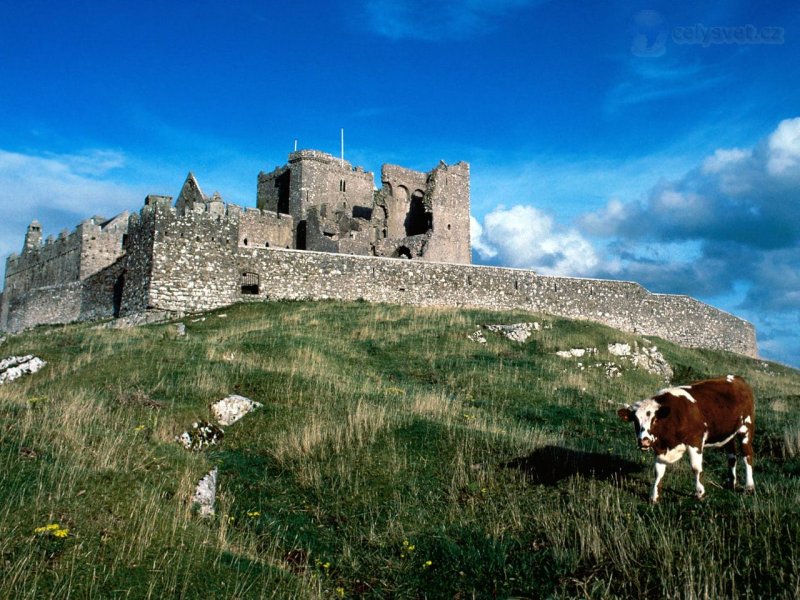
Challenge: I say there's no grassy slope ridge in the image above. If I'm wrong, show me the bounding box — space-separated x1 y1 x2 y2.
0 301 799 599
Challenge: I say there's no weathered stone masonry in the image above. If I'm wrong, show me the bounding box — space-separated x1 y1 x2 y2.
0 148 758 358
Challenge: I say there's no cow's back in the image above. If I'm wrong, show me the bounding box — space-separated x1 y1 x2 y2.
689 376 754 444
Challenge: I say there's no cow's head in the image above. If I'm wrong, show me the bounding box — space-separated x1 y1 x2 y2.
618 398 670 450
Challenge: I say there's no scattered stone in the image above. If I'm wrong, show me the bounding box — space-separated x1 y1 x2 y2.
211 394 263 426
176 420 224 451
555 348 597 358
190 317 206 323
484 322 540 343
607 342 631 357
469 322 544 344
175 323 186 336
607 341 673 382
0 355 47 384
192 468 218 517
217 314 227 319
467 329 487 344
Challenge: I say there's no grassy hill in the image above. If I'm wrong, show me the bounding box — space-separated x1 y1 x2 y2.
1 301 798 599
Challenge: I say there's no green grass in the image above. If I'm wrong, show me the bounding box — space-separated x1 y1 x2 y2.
1 300 798 599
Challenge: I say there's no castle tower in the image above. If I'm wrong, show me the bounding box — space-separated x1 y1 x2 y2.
425 161 471 264
24 221 42 252
257 150 374 249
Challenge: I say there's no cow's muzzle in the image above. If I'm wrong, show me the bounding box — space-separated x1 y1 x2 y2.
639 438 653 450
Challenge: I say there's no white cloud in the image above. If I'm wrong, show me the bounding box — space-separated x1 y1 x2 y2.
572 117 800 365
0 148 136 220
701 147 751 174
472 205 599 275
767 117 800 176
0 148 144 280
470 215 496 259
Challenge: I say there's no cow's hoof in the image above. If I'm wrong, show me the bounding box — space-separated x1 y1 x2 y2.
724 480 736 490
649 497 659 505
695 493 705 501
744 485 755 495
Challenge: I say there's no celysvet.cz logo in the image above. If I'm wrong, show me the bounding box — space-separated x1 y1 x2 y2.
673 24 784 47
631 10 785 57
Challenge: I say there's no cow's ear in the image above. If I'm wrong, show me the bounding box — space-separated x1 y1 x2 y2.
656 406 671 419
617 407 633 422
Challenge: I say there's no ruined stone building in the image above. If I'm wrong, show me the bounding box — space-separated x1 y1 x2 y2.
0 148 758 358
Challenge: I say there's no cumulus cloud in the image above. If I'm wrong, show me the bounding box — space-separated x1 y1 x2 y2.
581 118 800 251
767 117 800 176
471 205 599 276
472 117 800 365
362 0 540 41
577 117 800 365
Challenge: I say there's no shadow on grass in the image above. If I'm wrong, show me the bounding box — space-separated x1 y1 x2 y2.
505 445 643 485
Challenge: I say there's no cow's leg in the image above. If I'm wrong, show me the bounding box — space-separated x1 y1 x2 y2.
651 460 667 503
687 445 705 499
739 420 755 493
724 439 737 489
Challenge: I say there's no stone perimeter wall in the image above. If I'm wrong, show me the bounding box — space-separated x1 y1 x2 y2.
140 237 756 357
0 200 758 358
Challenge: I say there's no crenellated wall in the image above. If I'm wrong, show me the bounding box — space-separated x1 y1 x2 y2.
0 148 759 359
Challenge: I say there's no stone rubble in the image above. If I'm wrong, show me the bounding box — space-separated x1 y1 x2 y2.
176 420 224 451
191 468 218 517
484 322 541 343
467 329 487 344
469 322 547 344
175 323 186 336
0 355 47 384
211 394 263 426
607 341 673 381
555 348 598 358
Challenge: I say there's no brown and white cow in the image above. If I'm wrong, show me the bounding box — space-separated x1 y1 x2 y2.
618 375 755 503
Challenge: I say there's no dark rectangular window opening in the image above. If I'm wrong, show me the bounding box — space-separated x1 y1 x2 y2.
241 272 260 295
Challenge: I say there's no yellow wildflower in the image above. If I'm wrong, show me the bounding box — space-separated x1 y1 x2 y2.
34 523 68 538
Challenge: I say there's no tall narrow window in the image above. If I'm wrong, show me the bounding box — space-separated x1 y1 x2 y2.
339 179 346 192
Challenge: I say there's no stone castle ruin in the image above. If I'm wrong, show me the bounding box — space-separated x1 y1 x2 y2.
0 149 758 358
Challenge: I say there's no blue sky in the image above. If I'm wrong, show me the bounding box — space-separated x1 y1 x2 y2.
1 0 799 367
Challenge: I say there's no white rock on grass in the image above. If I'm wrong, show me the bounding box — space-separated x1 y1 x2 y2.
211 395 263 426
192 468 218 517
484 322 541 343
467 329 487 344
555 348 597 358
0 355 47 384
469 322 542 344
607 342 631 357
607 341 673 382
176 421 224 451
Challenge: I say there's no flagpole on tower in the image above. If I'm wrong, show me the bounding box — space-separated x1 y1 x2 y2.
340 128 344 167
